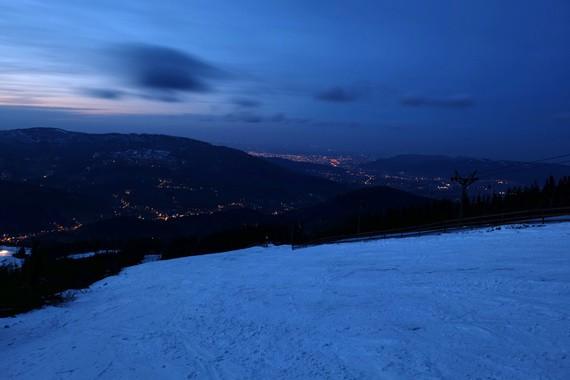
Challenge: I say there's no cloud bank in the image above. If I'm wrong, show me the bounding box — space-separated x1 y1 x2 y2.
400 94 474 108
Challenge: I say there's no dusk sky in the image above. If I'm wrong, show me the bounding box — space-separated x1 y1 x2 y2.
0 1 569 158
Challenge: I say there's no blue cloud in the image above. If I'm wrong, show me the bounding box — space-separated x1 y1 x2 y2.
401 94 474 108
315 87 361 103
103 43 227 101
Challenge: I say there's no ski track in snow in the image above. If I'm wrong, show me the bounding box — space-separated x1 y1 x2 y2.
1 223 570 379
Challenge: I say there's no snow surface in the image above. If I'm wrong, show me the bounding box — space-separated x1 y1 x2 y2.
1 223 570 379
66 250 119 260
0 246 29 268
1 248 116 267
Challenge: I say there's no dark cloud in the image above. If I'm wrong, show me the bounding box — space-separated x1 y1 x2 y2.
80 87 184 103
80 88 125 100
553 112 570 123
315 86 361 103
401 94 474 108
269 113 286 123
105 44 226 101
223 112 306 124
232 98 261 108
139 93 182 103
312 120 361 129
225 112 263 123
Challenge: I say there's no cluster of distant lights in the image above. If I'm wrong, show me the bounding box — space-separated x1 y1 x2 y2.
248 152 353 167
1 222 83 244
118 187 250 221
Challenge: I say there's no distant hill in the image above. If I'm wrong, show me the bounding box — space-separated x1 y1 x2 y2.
47 209 272 243
362 154 570 183
0 128 346 233
40 186 432 246
291 186 432 235
263 154 570 200
263 157 354 184
0 181 106 234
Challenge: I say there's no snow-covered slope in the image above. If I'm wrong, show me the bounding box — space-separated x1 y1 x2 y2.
2 223 570 379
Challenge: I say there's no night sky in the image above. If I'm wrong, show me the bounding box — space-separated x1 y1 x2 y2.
0 1 569 158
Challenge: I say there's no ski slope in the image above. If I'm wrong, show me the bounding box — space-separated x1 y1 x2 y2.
1 223 570 379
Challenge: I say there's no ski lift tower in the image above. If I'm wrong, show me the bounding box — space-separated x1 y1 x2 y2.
451 170 479 218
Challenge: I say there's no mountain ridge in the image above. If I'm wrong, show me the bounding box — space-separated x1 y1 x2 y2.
0 128 347 234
